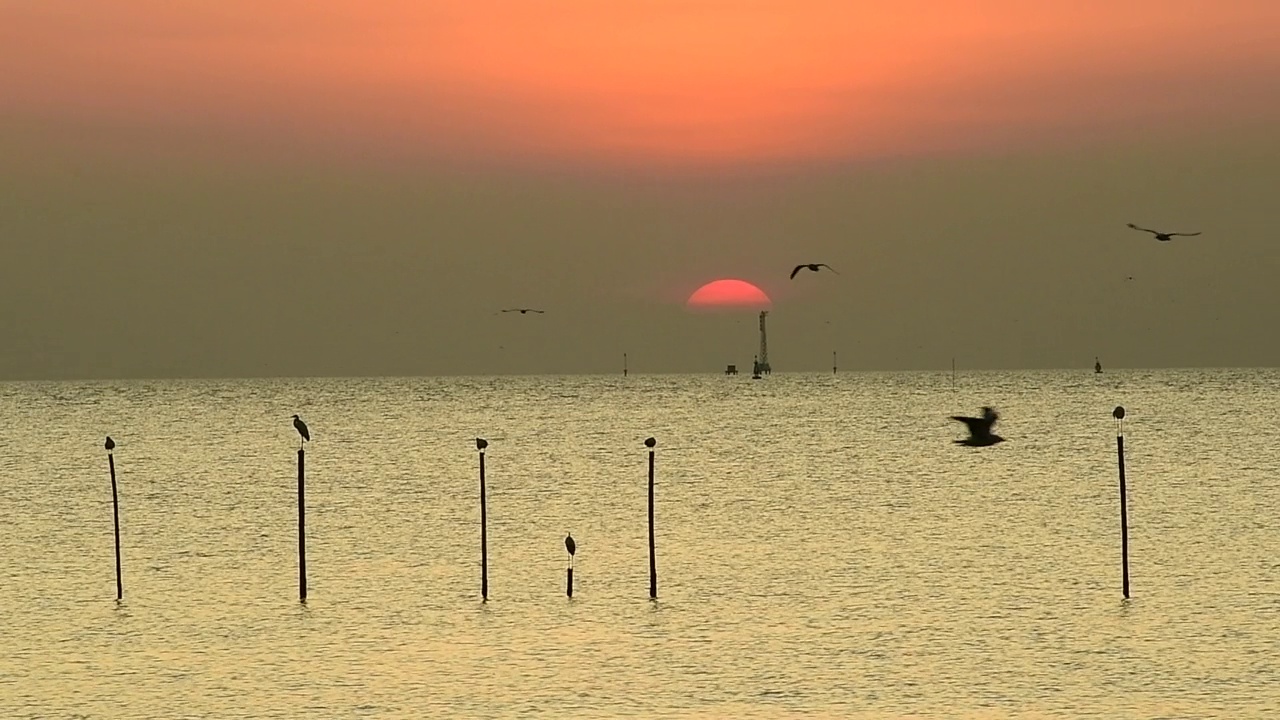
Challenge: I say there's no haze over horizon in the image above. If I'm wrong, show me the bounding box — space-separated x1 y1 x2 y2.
3 1 1279 380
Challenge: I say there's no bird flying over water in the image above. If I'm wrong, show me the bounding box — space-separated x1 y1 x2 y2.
1127 223 1201 242
950 406 1005 447
501 308 545 314
292 415 310 445
790 263 838 279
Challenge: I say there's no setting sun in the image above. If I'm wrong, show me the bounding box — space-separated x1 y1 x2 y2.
686 279 772 310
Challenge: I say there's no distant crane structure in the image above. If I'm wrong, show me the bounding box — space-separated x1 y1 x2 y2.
753 311 772 376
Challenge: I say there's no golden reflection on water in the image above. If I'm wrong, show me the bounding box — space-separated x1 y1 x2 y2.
1 369 1278 717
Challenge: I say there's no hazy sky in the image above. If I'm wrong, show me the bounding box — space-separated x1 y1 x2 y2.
3 1 1279 379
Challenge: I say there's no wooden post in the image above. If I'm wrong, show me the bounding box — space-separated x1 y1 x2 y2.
298 448 307 602
565 532 576 598
106 437 122 601
477 438 489 601
1114 406 1130 599
646 436 657 599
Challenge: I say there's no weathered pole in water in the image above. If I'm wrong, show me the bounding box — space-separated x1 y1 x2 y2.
297 446 307 602
1114 406 1130 599
646 436 657 599
624 352 628 377
105 436 122 601
832 350 837 375
565 532 576 598
477 438 489 601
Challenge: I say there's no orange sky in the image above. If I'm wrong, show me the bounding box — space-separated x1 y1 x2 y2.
3 1 1279 167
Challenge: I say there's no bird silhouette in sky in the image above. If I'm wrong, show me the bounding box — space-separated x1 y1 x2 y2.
790 263 838 279
1127 223 1201 242
950 406 1005 447
501 308 545 314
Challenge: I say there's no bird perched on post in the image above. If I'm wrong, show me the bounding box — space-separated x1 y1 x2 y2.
105 436 115 452
950 406 1005 446
565 532 576 564
476 438 488 451
790 263 838 279
292 415 310 448
1126 223 1201 242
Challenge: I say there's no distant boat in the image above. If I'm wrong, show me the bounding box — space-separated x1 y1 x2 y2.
1095 357 1103 374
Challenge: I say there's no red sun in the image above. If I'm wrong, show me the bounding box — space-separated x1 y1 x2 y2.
686 279 772 310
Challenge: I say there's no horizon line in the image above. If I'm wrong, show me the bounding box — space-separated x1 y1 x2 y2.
3 364 1277 384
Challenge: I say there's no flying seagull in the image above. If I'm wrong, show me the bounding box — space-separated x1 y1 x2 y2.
292 414 310 447
790 263 838 279
1127 223 1201 242
950 406 1005 447
501 308 545 314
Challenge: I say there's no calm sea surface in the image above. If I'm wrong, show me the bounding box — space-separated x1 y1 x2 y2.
2 370 1278 718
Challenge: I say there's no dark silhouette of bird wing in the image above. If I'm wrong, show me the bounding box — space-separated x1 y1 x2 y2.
790 265 805 279
950 414 993 439
1167 231 1202 237
817 264 839 274
294 418 310 441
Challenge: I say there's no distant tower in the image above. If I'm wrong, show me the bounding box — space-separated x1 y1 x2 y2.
757 311 771 375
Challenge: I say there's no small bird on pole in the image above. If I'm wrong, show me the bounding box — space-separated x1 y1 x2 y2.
105 436 115 452
292 415 310 449
565 532 576 567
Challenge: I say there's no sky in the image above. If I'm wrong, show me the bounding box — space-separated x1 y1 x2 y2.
2 1 1279 379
